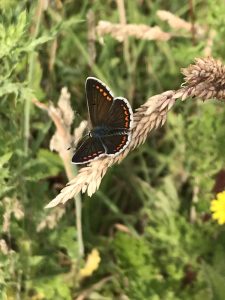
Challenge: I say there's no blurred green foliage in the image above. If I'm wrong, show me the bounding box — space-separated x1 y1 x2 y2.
0 0 225 299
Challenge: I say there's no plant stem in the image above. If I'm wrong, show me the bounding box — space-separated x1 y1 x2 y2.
74 195 84 258
116 0 131 70
64 152 84 258
24 0 44 154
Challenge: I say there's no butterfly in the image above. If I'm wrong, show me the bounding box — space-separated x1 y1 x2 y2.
72 77 133 164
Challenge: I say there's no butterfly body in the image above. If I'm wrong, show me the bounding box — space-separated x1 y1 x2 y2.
90 126 129 138
72 77 133 164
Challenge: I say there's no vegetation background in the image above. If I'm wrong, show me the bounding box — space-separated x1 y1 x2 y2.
0 0 225 299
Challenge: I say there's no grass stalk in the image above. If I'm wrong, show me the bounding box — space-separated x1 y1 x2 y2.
24 0 44 154
74 195 84 258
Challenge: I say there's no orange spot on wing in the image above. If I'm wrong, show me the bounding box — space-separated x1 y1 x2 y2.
100 88 103 93
96 85 100 89
103 92 107 96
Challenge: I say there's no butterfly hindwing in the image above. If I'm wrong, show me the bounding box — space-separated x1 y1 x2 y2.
105 97 133 130
72 136 106 164
100 134 130 155
86 77 114 127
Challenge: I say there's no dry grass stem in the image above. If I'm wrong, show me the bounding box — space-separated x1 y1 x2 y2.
45 92 176 207
157 10 204 37
76 276 113 300
96 12 205 43
33 87 74 180
48 39 58 72
33 87 75 230
2 197 24 233
116 0 131 72
181 57 225 100
87 10 96 67
203 30 216 57
36 206 65 232
33 88 84 256
45 57 225 208
116 0 127 26
0 239 9 255
96 21 171 42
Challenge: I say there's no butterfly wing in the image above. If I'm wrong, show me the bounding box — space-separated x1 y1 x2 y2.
72 136 106 164
105 97 133 130
73 78 133 164
86 77 114 127
100 134 131 155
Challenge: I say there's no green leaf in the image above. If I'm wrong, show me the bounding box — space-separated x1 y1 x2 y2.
20 35 54 53
204 263 225 300
0 152 12 167
0 10 27 59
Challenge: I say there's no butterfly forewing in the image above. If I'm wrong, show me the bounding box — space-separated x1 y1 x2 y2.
72 136 106 164
86 77 114 127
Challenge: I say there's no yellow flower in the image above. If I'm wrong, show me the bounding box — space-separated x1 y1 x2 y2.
210 191 225 225
79 248 101 278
